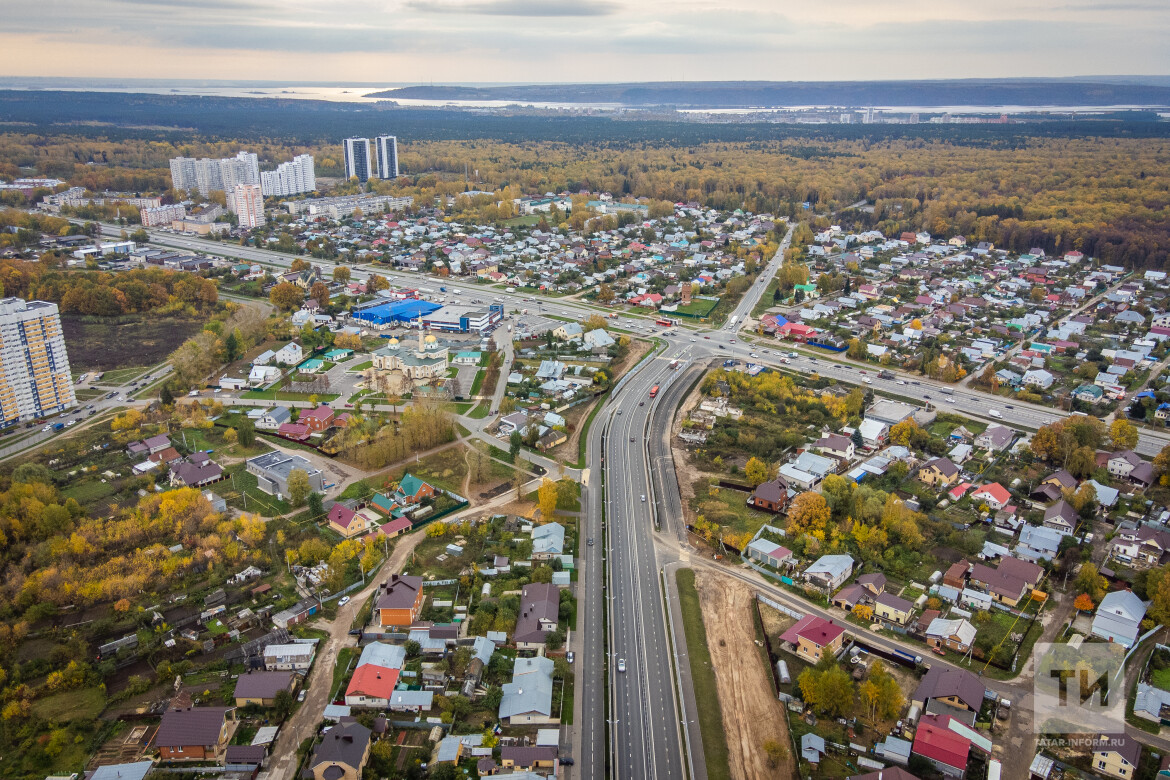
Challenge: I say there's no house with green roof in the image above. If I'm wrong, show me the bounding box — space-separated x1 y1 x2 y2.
298 358 325 374
396 473 437 504
323 348 353 360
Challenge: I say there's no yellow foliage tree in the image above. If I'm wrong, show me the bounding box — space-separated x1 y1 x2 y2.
538 478 559 520
786 492 830 536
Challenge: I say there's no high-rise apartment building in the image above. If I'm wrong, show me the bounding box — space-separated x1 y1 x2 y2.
231 184 265 229
343 138 372 183
0 298 75 427
374 136 399 180
169 151 260 197
260 154 316 197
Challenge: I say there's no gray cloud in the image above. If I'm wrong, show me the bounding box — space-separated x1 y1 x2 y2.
408 0 619 16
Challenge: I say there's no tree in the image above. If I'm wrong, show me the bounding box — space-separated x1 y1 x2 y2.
851 428 864 449
333 266 351 283
763 740 789 768
223 427 238 446
224 330 240 362
545 629 566 651
787 492 830 535
798 661 854 717
308 491 324 518
889 419 924 447
1074 593 1095 612
269 282 305 311
745 456 772 487
1075 562 1107 603
538 478 559 519
1067 445 1096 479
272 688 295 721
509 430 522 461
287 468 311 507
597 283 615 304
1155 444 1170 486
237 417 256 447
1146 564 1170 626
309 281 331 308
160 383 175 407
367 273 388 292
404 640 421 657
1110 419 1139 450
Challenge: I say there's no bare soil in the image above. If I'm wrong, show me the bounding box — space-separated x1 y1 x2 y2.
62 314 207 371
694 570 795 780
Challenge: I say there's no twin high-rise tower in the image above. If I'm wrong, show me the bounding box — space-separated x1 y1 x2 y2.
344 136 399 182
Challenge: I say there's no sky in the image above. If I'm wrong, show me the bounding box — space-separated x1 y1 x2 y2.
1 0 1168 83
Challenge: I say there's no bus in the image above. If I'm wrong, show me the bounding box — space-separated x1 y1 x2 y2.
656 318 674 327
649 384 660 398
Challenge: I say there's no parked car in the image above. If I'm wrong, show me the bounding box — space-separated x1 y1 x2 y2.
338 596 350 606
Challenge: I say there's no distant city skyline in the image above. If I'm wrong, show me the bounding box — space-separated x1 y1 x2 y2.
1 0 1167 82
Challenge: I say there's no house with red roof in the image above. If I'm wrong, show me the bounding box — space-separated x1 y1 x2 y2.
299 405 335 432
912 714 972 778
948 483 974 501
277 422 311 442
344 665 400 708
778 322 818 342
329 503 372 539
377 517 413 539
780 615 845 663
971 483 1011 511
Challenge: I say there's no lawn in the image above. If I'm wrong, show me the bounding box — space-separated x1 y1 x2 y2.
675 568 731 780
1152 667 1170 692
74 388 105 400
223 463 293 516
468 403 491 419
503 215 542 227
94 366 150 386
384 445 467 495
60 477 120 507
241 389 341 402
32 686 106 721
469 369 487 397
675 298 720 318
347 360 374 372
332 647 356 699
691 477 773 540
571 394 606 469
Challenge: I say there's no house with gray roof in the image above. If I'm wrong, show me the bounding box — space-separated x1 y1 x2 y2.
1016 524 1064 562
1092 590 1147 648
307 722 371 780
803 555 855 592
531 522 565 558
246 451 323 498
499 656 558 725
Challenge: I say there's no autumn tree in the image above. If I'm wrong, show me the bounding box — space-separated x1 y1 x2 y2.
798 660 854 717
1156 444 1170 486
309 281 330 307
787 492 830 536
1075 562 1107 603
859 661 903 722
1074 593 1095 612
334 332 363 350
1147 564 1170 626
744 456 773 487
889 419 925 448
287 468 311 507
1109 419 1139 450
332 266 351 283
269 282 305 311
537 478 559 520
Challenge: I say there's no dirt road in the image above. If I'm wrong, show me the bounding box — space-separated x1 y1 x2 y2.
694 571 795 780
263 526 428 780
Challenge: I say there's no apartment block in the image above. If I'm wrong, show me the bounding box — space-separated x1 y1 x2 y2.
0 299 76 426
260 154 316 197
374 135 399 179
231 184 265 229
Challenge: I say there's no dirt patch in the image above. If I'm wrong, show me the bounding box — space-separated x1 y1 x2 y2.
694 571 794 780
62 314 208 371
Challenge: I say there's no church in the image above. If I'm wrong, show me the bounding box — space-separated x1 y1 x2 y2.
369 327 450 384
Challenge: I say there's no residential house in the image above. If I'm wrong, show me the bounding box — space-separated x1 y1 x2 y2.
395 473 437 504
272 342 303 365
814 433 855 461
943 562 969 589
375 575 425 629
748 477 790 513
803 555 855 592
912 666 984 712
858 418 888 448
499 656 558 725
305 722 371 780
500 746 558 772
1092 733 1142 780
1091 590 1148 648
263 643 315 672
926 618 977 653
912 715 972 779
344 664 400 708
858 573 887 595
1016 524 1064 562
531 522 566 559
513 583 559 649
1042 500 1079 534
169 453 223 488
874 592 915 625
256 406 292 431
919 457 960 488
971 483 1011 511
1113 526 1170 567
246 451 323 497
1022 369 1055 390
152 707 233 761
780 614 846 663
299 405 335 432
233 671 296 707
969 563 1029 607
974 425 1014 452
328 503 372 539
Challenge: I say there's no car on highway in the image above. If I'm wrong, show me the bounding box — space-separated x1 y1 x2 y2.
639 401 644 406
704 336 710 339
587 538 594 546
567 651 574 664
1005 404 1014 409
65 420 76 427
750 352 758 358
338 596 350 606
617 409 623 414
640 494 646 502
730 339 736 343
630 437 634 442
863 377 872 384
897 380 906 385
617 659 626 673
945 397 955 404
718 345 725 349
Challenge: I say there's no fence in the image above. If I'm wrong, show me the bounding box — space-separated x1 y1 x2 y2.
756 593 804 621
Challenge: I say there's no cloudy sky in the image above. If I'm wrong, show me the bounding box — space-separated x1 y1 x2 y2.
1 0 1167 82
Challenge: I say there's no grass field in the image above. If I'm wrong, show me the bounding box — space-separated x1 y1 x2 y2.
691 477 772 539
675 298 720 318
348 360 374 372
74 388 106 400
223 463 292 516
469 369 487 397
32 686 106 721
1152 667 1170 692
61 477 120 507
332 647 356 698
241 390 341 402
503 215 542 227
94 366 151 386
675 568 731 780
468 402 491 419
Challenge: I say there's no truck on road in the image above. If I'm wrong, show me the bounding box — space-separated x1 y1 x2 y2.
729 315 739 327
649 384 660 398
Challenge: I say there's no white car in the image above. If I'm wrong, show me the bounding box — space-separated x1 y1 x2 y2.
338 596 350 606
945 397 955 404
617 659 627 673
